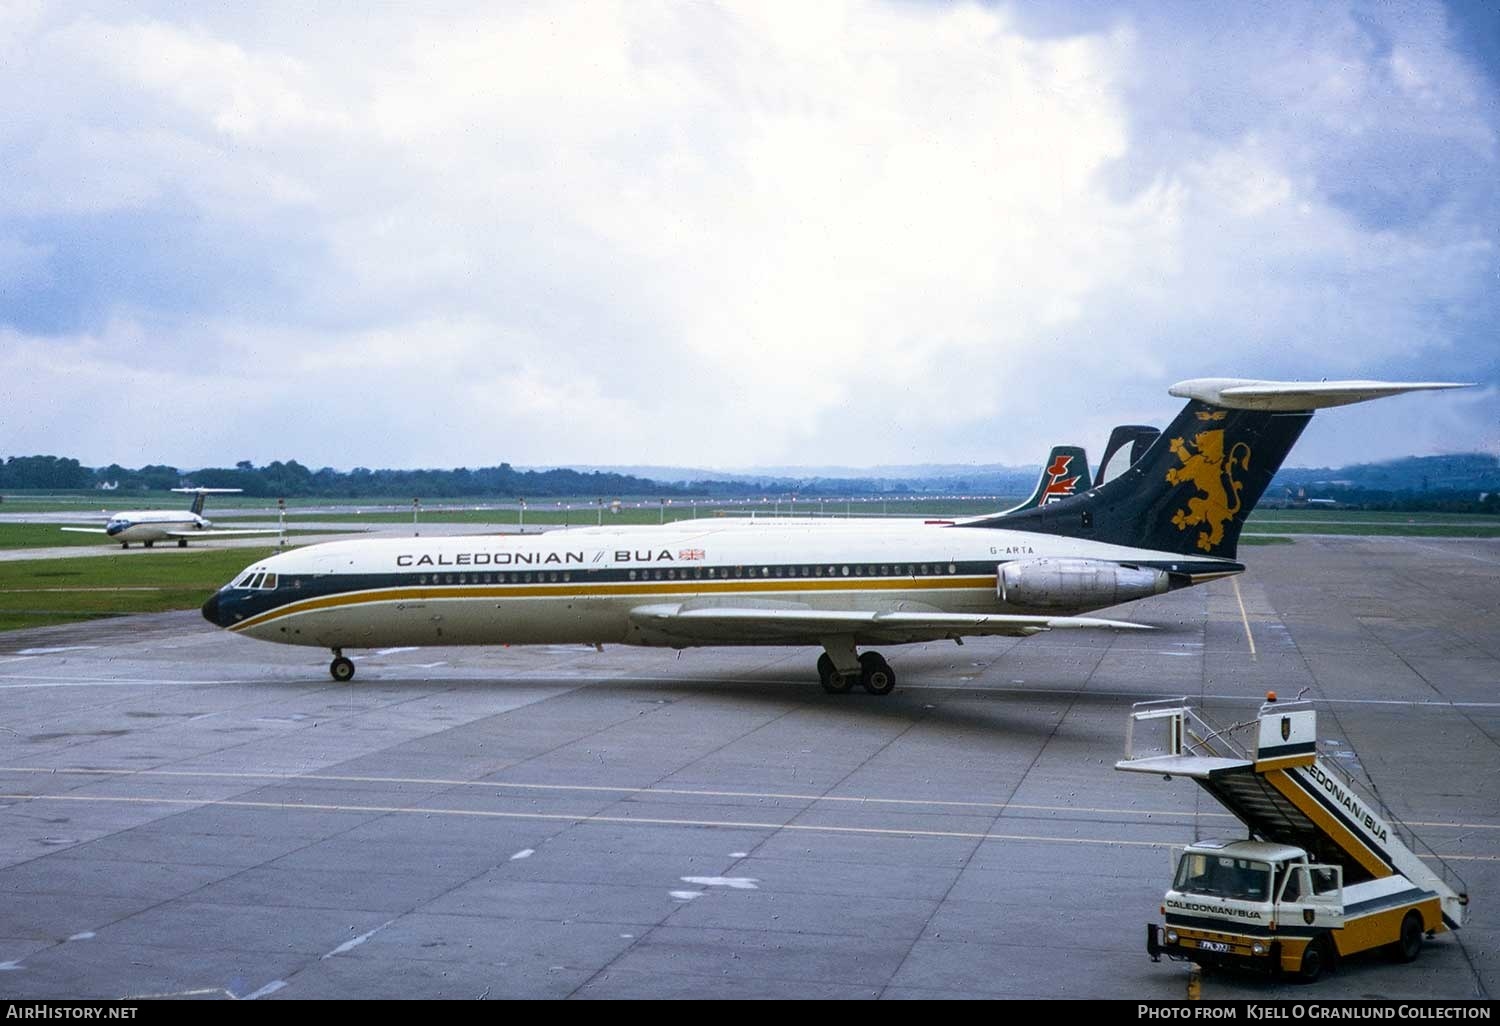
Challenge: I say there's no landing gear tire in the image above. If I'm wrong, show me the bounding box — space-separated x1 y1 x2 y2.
818 654 853 694
858 652 896 696
177 539 187 548
120 543 129 549
1390 911 1424 963
329 656 355 683
1295 935 1332 983
144 541 154 549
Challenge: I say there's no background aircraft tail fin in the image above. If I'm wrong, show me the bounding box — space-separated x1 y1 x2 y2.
172 487 242 517
1095 425 1160 485
997 445 1091 515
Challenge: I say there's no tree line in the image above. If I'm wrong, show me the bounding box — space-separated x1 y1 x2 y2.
0 455 960 499
4 453 1497 510
0 455 706 498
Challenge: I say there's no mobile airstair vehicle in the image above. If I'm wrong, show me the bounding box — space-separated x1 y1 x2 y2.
1116 696 1468 981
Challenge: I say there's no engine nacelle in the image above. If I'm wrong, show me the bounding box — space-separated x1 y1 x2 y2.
997 558 1169 611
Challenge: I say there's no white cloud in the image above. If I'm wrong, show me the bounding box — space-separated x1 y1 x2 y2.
0 1 1494 470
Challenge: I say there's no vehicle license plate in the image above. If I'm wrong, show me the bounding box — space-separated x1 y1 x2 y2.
1197 941 1230 953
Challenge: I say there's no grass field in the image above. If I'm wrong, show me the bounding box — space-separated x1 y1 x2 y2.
4 491 1017 517
0 524 336 550
1248 509 1500 526
0 525 121 548
0 548 277 631
1242 523 1500 537
0 490 368 511
223 497 1017 527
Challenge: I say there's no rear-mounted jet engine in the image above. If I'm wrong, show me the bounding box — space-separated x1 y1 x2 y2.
997 558 1169 610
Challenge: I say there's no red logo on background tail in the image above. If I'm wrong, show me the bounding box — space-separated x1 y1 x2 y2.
1042 455 1081 504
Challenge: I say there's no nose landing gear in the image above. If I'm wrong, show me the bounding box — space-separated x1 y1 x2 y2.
329 649 355 682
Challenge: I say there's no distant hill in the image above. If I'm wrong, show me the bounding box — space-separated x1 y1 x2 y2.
1271 453 1500 492
524 463 1041 494
543 452 1500 496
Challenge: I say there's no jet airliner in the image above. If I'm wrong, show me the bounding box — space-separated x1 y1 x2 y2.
201 379 1468 689
61 488 280 548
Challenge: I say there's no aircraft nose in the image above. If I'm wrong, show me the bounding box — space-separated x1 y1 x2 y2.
201 592 222 627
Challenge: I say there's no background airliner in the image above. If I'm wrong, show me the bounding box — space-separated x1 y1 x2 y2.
61 487 280 548
201 379 1468 689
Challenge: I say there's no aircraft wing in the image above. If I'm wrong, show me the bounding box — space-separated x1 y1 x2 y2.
628 603 1151 646
164 528 283 538
59 527 110 534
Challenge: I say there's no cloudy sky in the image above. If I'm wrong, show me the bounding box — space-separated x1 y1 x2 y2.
2 0 1496 473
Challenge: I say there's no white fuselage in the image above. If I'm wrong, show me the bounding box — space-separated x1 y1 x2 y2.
106 510 210 543
210 520 1231 650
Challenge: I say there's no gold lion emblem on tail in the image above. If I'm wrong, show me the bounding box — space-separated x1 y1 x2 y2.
1165 429 1252 552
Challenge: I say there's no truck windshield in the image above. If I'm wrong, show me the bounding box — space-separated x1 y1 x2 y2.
1173 853 1273 902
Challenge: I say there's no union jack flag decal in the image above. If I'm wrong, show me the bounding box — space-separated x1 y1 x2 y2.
679 549 706 561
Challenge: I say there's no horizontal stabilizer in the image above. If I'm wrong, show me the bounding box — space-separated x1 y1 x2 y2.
58 527 109 534
1169 378 1473 412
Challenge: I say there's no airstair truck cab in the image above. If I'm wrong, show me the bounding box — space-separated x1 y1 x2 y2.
1117 697 1467 982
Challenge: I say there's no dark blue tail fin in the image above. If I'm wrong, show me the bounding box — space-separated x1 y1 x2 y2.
969 401 1311 560
965 378 1469 560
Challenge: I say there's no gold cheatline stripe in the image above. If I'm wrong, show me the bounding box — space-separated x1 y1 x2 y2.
229 575 998 633
1263 769 1393 880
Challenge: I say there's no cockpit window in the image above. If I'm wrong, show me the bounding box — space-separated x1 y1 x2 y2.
261 573 277 590
248 572 265 589
235 572 256 588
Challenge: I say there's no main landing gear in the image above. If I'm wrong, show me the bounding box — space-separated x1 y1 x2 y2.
329 649 355 682
817 641 896 696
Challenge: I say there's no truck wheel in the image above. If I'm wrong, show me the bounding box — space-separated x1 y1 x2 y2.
1390 911 1424 963
1296 936 1332 983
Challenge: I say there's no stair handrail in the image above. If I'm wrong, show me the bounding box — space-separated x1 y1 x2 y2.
1123 699 1253 761
1312 743 1469 908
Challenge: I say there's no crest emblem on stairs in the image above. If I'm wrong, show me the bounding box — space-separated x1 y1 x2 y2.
1303 908 1315 925
1281 716 1291 742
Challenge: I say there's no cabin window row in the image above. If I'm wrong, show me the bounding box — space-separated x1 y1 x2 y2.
418 572 572 585
625 564 961 581
410 564 961 586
